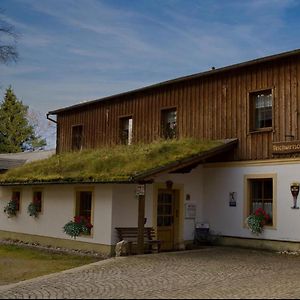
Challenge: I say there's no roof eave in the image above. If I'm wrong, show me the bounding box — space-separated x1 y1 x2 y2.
132 138 238 182
48 48 300 115
0 179 135 186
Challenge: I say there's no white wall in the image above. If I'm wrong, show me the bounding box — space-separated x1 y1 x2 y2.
2 160 299 247
111 184 137 243
109 162 300 244
111 184 154 244
203 162 300 242
0 184 114 245
93 185 113 245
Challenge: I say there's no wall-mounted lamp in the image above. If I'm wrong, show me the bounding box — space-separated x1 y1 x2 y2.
290 182 300 209
166 180 173 190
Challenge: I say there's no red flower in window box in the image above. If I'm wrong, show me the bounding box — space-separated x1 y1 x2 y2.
246 208 270 235
33 197 41 206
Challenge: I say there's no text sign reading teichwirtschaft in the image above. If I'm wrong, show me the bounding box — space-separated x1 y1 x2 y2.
273 141 300 154
136 184 145 196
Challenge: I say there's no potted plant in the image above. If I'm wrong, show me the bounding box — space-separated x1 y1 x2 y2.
3 199 18 218
63 216 93 239
27 197 41 218
245 208 270 235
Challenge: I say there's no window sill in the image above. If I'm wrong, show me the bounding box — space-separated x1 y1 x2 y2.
243 224 276 230
264 225 277 230
79 231 93 239
248 128 274 135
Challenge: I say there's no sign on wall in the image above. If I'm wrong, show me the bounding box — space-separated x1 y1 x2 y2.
229 192 237 207
136 184 145 196
185 203 196 219
273 141 300 154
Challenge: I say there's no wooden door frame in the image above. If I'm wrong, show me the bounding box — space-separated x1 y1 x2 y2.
152 182 184 250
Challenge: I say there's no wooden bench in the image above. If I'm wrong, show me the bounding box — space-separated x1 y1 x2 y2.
115 227 161 255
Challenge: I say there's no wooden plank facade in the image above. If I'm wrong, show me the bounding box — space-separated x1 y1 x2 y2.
51 51 300 161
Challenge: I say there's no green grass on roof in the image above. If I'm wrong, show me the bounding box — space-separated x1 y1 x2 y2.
0 139 222 184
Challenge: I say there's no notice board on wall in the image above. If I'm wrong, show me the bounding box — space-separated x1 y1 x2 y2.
185 203 196 219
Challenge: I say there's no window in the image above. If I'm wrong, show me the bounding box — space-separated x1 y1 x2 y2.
12 191 21 211
250 90 272 131
72 125 83 151
161 108 177 139
33 191 42 213
157 191 173 227
119 116 133 145
245 176 275 226
76 191 93 235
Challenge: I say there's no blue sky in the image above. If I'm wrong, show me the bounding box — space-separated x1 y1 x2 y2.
1 0 300 147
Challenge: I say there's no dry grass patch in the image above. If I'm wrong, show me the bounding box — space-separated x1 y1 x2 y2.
0 244 100 285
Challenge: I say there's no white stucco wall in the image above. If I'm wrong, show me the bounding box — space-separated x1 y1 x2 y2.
0 184 114 245
111 184 138 243
2 160 300 248
203 162 300 242
110 167 205 245
111 184 153 244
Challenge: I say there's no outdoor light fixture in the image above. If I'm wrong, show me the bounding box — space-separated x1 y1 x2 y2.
166 180 173 190
290 182 300 209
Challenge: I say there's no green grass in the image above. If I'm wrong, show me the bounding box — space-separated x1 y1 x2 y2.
0 139 222 184
0 244 100 286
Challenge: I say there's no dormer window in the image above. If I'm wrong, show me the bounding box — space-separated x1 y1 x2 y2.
119 116 133 145
72 125 83 151
161 108 177 139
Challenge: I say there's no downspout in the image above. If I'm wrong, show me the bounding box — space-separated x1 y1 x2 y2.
46 113 57 124
46 113 58 154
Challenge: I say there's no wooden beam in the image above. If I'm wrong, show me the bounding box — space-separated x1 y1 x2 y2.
137 185 145 254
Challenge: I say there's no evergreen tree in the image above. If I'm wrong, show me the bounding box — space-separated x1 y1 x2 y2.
0 87 46 153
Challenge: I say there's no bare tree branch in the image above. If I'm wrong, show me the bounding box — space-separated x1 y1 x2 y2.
0 45 18 63
0 10 18 64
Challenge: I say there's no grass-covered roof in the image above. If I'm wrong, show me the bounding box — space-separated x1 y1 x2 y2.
0 139 235 185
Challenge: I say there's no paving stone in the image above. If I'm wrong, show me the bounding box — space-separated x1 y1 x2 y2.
1 247 300 299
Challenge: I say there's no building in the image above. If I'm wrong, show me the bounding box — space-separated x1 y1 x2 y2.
1 49 300 255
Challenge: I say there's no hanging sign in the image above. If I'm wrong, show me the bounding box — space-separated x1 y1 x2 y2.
290 182 300 209
136 184 145 196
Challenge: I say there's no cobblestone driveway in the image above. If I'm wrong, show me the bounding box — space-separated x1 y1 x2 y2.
1 246 300 299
